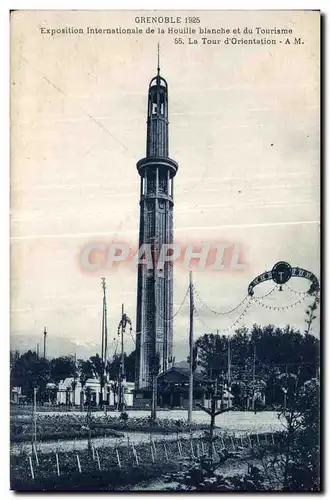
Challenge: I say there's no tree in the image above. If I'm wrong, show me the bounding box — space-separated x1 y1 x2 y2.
10 350 50 402
106 350 136 382
89 353 105 405
194 325 319 407
49 356 77 386
304 297 319 335
71 380 77 406
196 378 235 460
280 378 320 491
10 350 20 372
125 349 136 382
77 359 94 408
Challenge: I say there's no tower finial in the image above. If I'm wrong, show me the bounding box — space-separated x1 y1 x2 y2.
157 43 160 76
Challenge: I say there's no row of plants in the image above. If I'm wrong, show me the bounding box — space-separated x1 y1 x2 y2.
11 433 282 491
11 437 193 483
11 429 123 443
92 414 209 432
11 433 279 481
11 413 208 442
11 463 178 492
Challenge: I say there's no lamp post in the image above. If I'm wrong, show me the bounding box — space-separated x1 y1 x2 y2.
188 271 194 424
31 386 37 453
43 327 47 359
117 305 132 412
282 387 288 410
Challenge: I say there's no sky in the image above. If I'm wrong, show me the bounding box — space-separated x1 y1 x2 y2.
10 10 320 361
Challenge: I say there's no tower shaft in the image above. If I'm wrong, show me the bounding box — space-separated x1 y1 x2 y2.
135 69 178 389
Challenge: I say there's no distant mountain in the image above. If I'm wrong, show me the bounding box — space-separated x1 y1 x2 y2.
10 333 100 360
10 332 188 363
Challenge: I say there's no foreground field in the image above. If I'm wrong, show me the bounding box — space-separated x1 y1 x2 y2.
10 410 283 456
11 433 282 491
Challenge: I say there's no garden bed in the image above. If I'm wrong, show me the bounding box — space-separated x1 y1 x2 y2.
11 463 179 491
11 433 282 492
11 413 208 443
11 428 124 443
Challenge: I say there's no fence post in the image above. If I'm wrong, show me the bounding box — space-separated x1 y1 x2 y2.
133 448 139 466
256 433 260 446
116 448 121 468
201 440 205 454
55 452 60 476
240 435 244 447
151 439 157 458
230 436 235 450
76 453 82 473
33 443 39 466
150 445 155 463
220 436 225 449
95 449 101 471
28 456 34 480
248 434 252 448
177 439 182 458
271 433 275 445
164 443 169 462
190 439 195 458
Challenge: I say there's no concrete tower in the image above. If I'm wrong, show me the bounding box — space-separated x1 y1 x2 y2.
135 55 178 391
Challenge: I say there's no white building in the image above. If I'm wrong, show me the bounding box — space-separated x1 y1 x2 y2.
56 378 134 407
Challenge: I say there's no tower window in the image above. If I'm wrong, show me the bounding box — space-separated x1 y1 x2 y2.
151 101 164 115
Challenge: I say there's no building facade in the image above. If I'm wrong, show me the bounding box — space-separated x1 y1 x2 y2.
135 63 178 390
134 362 234 410
56 378 134 407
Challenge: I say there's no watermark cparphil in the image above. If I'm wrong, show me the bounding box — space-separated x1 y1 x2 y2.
80 242 246 272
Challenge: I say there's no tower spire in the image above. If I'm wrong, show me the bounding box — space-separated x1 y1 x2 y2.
157 43 160 76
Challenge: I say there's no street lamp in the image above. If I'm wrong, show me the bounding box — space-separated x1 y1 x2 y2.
282 387 288 410
117 306 132 413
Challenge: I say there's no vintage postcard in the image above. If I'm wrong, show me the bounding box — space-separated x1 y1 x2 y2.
10 10 320 492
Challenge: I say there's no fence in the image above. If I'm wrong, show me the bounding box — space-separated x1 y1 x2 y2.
11 431 282 483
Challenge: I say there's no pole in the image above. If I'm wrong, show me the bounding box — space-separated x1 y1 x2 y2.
284 365 288 410
120 304 125 412
103 280 108 406
121 304 125 381
228 336 231 385
188 271 194 424
116 307 131 413
252 343 256 411
33 387 37 444
101 279 105 362
43 327 47 359
104 283 108 365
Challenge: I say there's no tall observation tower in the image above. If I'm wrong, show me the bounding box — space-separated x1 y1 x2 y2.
135 53 179 392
